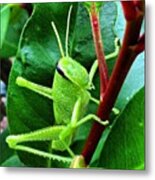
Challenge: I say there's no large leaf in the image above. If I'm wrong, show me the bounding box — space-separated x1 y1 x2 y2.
114 1 126 41
0 128 23 167
0 5 28 58
0 129 13 164
1 155 24 167
96 88 144 169
0 5 10 48
115 53 144 109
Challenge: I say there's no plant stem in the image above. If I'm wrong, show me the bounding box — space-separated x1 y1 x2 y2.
82 1 144 165
89 3 109 100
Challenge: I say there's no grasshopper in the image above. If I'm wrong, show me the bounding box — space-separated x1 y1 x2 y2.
6 5 120 166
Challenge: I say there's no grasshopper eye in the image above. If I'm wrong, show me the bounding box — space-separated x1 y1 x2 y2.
56 65 70 81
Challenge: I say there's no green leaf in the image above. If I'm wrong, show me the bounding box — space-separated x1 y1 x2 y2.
1 155 24 167
0 5 28 58
115 1 126 41
0 129 14 165
96 88 144 169
0 5 10 48
115 53 144 109
0 128 24 167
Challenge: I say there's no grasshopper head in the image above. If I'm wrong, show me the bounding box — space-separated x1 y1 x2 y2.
57 57 90 89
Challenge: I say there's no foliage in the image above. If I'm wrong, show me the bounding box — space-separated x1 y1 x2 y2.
0 2 144 169
0 4 29 58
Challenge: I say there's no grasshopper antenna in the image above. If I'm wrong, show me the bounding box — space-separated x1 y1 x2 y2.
65 5 73 57
51 5 73 58
51 21 65 58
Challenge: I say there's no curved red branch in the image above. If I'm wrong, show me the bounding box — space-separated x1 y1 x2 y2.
121 1 137 21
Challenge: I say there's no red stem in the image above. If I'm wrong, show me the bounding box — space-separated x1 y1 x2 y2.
89 3 109 100
82 2 144 165
133 0 145 12
121 1 137 21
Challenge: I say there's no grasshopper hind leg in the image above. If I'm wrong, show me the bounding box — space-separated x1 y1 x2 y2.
6 126 72 164
16 77 53 100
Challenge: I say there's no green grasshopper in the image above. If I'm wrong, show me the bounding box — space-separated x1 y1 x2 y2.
6 5 120 166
